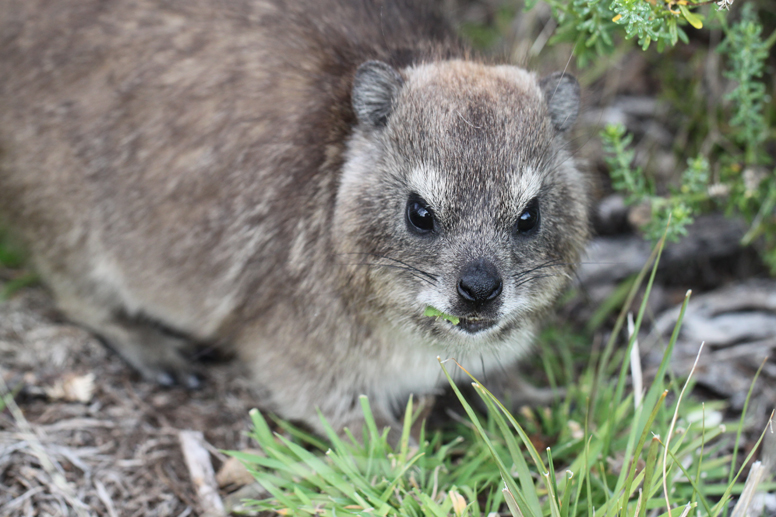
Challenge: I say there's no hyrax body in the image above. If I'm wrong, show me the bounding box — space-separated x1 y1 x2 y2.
0 0 588 433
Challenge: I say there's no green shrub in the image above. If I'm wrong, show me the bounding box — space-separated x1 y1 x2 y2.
600 5 774 270
517 0 775 271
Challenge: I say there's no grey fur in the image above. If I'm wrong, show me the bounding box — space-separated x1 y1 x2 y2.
0 0 590 435
540 72 581 132
352 61 405 127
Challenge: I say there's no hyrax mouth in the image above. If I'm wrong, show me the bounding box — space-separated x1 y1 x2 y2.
423 306 496 334
456 317 496 334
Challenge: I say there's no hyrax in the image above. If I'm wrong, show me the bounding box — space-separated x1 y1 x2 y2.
0 0 588 434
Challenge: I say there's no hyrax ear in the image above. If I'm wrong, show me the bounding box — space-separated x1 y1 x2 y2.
352 60 404 128
539 71 580 133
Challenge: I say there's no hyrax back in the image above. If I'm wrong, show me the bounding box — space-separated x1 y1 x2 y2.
0 0 588 433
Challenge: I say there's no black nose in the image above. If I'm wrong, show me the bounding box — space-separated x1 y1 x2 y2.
457 259 502 304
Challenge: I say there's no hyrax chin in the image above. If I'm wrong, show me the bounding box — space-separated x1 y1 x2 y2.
0 1 588 434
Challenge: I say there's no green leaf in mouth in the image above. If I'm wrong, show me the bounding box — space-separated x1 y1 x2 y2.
423 306 460 325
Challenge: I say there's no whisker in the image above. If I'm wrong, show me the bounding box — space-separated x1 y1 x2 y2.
519 256 590 274
341 251 438 282
572 269 594 306
480 353 489 385
514 258 569 279
491 349 512 378
337 261 435 285
376 256 438 281
513 273 561 289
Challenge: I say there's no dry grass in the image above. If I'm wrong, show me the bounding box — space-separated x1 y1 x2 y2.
0 288 261 516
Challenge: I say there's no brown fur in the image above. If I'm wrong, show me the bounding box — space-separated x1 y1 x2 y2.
0 0 589 434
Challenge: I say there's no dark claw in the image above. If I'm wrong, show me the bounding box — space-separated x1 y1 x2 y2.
156 371 175 386
184 373 203 390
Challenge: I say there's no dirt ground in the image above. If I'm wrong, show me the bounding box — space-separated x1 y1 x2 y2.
0 286 261 516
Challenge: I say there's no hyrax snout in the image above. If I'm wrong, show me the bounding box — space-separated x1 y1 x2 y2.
0 0 589 435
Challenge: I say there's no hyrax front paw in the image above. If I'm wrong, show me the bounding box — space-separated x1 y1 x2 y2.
140 349 203 390
92 316 204 389
124 335 204 390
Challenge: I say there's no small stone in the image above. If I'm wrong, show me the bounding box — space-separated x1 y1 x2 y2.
216 449 264 489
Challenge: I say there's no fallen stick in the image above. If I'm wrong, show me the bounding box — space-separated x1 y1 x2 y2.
179 430 225 517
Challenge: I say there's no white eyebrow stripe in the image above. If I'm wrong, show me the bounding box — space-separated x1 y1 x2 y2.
510 165 543 209
405 164 447 208
405 163 543 216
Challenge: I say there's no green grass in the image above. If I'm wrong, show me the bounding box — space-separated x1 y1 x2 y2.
0 225 38 300
0 226 26 269
233 234 774 517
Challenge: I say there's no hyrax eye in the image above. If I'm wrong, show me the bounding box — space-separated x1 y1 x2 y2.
515 199 540 235
406 196 435 234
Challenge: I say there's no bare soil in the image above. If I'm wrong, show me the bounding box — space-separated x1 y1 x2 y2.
0 285 260 516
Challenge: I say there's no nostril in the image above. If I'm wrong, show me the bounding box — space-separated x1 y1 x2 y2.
457 259 503 303
486 279 503 300
457 279 476 301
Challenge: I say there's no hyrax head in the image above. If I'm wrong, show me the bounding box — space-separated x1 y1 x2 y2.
335 59 588 350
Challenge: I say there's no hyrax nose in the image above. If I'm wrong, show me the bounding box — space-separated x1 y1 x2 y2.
457 259 503 304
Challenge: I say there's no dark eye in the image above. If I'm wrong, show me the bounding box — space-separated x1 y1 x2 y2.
406 197 435 234
515 199 540 235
